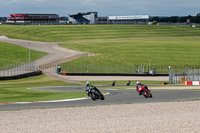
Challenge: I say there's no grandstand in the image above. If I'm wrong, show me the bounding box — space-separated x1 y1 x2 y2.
68 12 98 24
6 13 59 25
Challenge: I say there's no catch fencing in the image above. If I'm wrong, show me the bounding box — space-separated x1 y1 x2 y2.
169 69 200 84
0 53 88 77
0 62 37 77
1 50 200 83
186 69 200 81
59 64 200 75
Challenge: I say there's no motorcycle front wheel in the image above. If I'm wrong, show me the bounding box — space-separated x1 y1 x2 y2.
91 93 96 101
142 91 148 98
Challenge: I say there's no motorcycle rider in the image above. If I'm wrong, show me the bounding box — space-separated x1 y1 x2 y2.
86 81 92 96
85 81 100 96
136 81 150 95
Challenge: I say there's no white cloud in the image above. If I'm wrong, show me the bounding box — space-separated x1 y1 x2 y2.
80 0 96 6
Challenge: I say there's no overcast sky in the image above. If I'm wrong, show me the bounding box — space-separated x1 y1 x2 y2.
0 0 199 17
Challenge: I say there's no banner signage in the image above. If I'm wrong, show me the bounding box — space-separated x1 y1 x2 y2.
109 15 149 20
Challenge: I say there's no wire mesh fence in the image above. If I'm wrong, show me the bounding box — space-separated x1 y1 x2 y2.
0 62 37 77
59 64 200 75
187 69 200 81
0 53 89 77
169 71 186 84
169 69 200 84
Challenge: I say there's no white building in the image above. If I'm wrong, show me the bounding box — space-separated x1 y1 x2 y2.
108 15 150 24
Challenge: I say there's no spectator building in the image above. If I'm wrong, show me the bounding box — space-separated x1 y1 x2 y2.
108 15 150 24
6 13 59 25
97 17 109 24
68 12 98 24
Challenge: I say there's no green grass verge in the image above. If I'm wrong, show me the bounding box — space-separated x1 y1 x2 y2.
0 75 86 103
0 42 47 67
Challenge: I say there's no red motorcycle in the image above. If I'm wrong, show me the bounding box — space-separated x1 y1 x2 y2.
137 85 152 98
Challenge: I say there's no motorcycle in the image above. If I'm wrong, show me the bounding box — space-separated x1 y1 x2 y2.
86 86 105 101
137 85 152 98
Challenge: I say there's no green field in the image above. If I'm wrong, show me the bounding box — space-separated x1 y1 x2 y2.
0 25 200 42
0 42 47 67
1 25 200 73
0 75 86 103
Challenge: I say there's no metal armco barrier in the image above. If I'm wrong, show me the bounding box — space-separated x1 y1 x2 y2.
0 53 88 80
0 62 37 77
0 70 42 80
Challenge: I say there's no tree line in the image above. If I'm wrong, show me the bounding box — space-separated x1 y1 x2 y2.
150 13 200 23
0 17 6 22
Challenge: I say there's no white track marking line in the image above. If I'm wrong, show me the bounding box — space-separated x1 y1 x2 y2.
0 92 110 105
0 97 89 105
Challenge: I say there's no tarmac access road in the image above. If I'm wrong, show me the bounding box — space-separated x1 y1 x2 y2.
1 86 200 111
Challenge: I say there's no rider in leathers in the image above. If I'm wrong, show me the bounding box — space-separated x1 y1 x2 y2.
136 81 150 95
86 81 100 96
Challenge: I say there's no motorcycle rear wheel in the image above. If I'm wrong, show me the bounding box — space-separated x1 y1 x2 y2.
100 95 105 100
149 93 153 98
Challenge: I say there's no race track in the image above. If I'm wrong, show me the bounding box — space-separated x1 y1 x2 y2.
1 86 200 111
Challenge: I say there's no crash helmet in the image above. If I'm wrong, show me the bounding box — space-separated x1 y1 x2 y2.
136 81 140 85
86 81 90 87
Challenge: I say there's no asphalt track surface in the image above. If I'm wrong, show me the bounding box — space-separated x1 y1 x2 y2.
1 86 200 111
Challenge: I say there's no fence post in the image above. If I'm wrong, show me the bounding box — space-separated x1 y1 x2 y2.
11 64 13 76
169 71 172 84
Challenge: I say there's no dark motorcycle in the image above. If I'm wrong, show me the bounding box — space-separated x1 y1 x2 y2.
137 85 152 98
86 86 105 101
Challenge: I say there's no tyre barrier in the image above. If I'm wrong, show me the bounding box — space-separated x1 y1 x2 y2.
0 70 42 80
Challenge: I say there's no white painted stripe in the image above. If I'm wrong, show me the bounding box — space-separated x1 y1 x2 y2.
0 92 110 105
192 81 200 86
0 97 88 105
14 102 36 104
40 98 89 103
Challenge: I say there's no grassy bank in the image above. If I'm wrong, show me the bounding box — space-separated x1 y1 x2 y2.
0 42 47 67
0 25 200 42
1 25 200 72
60 37 200 73
0 75 85 103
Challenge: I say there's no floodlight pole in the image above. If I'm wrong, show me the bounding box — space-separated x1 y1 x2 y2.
149 57 151 72
29 42 31 63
